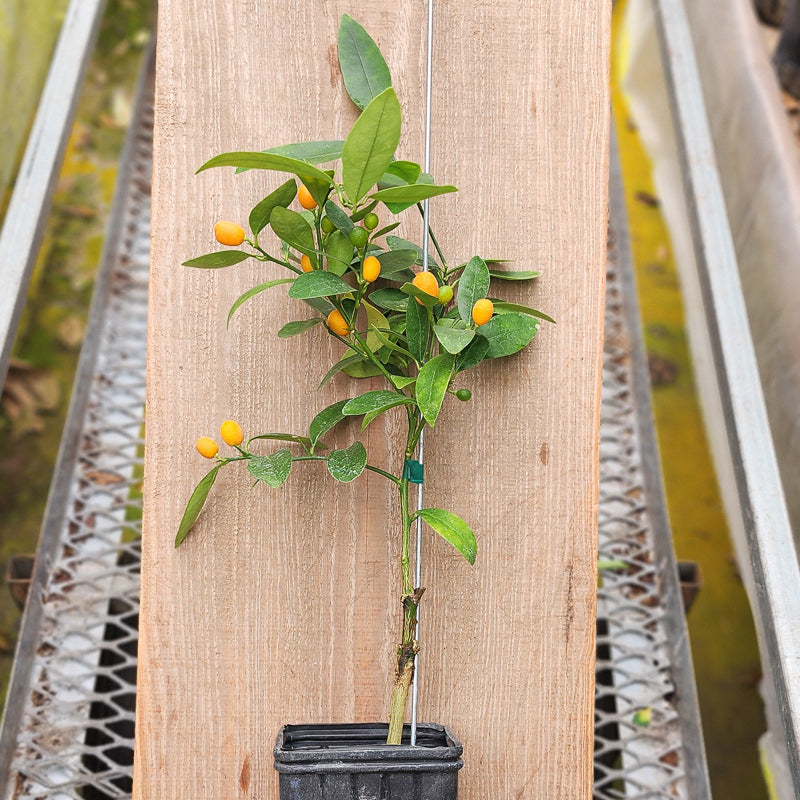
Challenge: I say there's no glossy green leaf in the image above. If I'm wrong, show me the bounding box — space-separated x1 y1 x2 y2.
236 141 345 174
175 465 221 546
389 375 416 390
278 318 323 338
197 151 335 185
368 288 409 312
405 295 428 363
457 256 491 324
364 302 390 352
249 179 297 235
383 160 421 185
338 14 392 111
323 201 355 234
342 360 383 378
324 230 355 276
477 312 540 358
488 269 541 281
227 278 295 327
288 271 353 299
265 140 344 163
246 432 314 451
351 199 378 222
386 236 438 268
310 399 350 448
377 249 418 278
455 335 490 372
372 222 400 238
371 183 457 204
327 441 368 483
492 301 555 324
303 171 334 208
318 355 362 388
182 251 250 269
414 508 477 565
400 282 439 308
416 353 455 426
343 390 413 416
248 448 293 488
270 206 316 260
434 319 475 354
342 87 401 204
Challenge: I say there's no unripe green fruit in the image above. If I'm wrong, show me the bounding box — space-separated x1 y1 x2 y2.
349 227 369 248
455 389 472 402
321 216 335 234
364 212 379 231
438 285 454 304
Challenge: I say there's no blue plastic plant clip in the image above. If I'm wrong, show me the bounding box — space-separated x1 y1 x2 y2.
402 459 424 484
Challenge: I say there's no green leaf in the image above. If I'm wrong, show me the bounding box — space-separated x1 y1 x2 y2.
371 183 457 204
324 230 355 276
248 448 293 488
387 236 438 268
351 199 378 223
338 14 392 111
405 296 428 363
477 312 540 358
434 319 475 354
400 282 439 308
489 269 541 281
246 432 314 451
457 256 491 324
414 508 477 565
364 302 390 352
455 335 490 372
372 222 401 238
416 353 455 426
288 271 353 300
382 160 421 185
249 179 297 235
327 441 367 483
175 465 221 546
265 140 344 163
318 355 363 388
342 87 401 204
278 318 323 338
368 287 409 312
377 250 417 278
270 206 316 260
343 390 413 416
492 301 555 324
197 151 336 185
302 171 334 209
182 251 250 269
310 400 350 448
323 201 355 234
389 375 416 390
227 278 295 327
343 360 383 378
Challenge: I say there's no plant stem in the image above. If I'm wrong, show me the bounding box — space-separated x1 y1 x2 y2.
387 474 419 744
386 408 427 745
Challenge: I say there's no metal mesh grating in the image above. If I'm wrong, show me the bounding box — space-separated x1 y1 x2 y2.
0 69 708 800
595 227 689 799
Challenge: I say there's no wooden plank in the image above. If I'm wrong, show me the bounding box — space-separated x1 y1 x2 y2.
134 2 609 798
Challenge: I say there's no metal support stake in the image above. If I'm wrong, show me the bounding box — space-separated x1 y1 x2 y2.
410 0 435 748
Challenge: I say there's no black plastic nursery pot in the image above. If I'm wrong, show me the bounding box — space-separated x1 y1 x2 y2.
274 722 463 800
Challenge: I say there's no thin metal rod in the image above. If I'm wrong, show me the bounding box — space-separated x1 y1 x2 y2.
410 0 435 748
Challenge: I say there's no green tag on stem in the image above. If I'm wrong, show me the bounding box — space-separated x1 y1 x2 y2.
402 459 424 484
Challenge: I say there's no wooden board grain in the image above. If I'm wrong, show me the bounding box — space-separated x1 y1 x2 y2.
134 2 609 797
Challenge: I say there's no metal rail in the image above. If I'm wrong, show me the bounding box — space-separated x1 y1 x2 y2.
0 0 108 389
654 0 800 790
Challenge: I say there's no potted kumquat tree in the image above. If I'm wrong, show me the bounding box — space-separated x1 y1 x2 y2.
175 15 550 800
